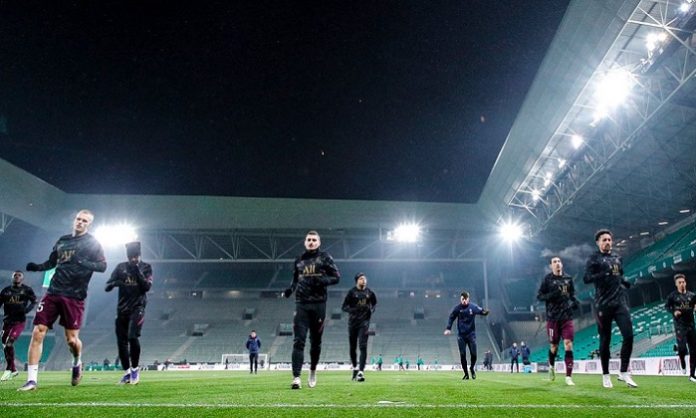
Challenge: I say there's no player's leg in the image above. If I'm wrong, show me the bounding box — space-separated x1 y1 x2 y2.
27 324 48 365
596 308 613 376
18 324 48 390
291 304 309 387
547 320 559 381
115 316 131 384
457 335 469 379
468 336 478 379
675 329 688 372
355 321 369 381
614 306 634 373
614 306 636 387
684 328 696 380
307 303 326 388
19 294 60 391
58 296 85 386
348 325 359 378
1 324 13 380
562 319 575 381
65 328 83 386
127 311 144 384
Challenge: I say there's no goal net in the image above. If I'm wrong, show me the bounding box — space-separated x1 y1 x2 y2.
221 353 269 370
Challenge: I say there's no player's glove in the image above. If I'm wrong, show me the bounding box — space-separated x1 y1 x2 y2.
481 309 490 316
26 262 39 272
282 288 292 298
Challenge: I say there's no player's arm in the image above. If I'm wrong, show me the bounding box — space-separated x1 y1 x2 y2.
444 306 457 334
537 278 561 301
283 263 299 298
320 254 340 286
569 278 580 309
73 242 107 272
665 294 676 315
105 266 122 292
131 264 153 292
341 290 354 313
479 305 490 316
583 256 607 284
26 249 59 272
24 288 38 313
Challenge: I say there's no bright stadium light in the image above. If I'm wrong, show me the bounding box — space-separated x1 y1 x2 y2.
680 2 691 13
499 221 524 243
593 69 634 121
390 223 421 243
532 189 540 201
571 134 584 149
558 158 566 168
94 224 138 247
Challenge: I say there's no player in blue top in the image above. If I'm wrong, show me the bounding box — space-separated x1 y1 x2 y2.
444 291 489 380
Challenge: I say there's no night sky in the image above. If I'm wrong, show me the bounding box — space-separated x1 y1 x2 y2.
0 1 570 203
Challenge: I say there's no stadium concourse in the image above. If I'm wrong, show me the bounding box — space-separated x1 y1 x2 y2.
1 0 696 386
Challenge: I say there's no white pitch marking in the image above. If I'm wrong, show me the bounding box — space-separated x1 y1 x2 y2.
2 402 696 409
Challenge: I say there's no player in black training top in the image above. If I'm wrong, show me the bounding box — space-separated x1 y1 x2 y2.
583 229 637 389
0 271 37 381
106 241 153 385
342 272 377 382
20 209 106 392
665 273 696 382
282 230 340 389
537 256 579 385
444 291 489 380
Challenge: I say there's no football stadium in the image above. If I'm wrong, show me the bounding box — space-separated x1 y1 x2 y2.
1 0 696 417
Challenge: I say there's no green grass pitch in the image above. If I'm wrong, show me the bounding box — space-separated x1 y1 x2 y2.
1 370 694 417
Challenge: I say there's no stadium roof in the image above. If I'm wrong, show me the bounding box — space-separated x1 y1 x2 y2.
2 0 695 258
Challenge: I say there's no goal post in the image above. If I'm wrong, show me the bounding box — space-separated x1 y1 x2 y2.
221 353 269 370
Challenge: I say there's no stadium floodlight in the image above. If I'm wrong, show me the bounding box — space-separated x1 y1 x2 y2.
680 2 691 13
532 189 540 201
679 209 691 213
94 224 138 247
593 69 634 121
571 134 584 149
499 221 524 243
558 158 566 168
658 221 669 226
391 223 421 243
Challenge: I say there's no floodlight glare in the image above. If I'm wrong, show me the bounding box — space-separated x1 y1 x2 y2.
571 134 584 149
499 222 523 242
558 158 566 168
392 223 421 243
594 70 634 118
94 224 138 247
680 3 691 13
532 189 540 201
